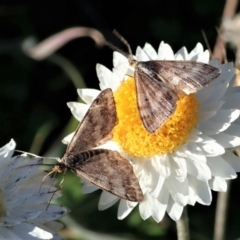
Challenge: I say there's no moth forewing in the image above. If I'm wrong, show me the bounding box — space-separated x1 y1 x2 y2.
135 68 178 133
107 31 221 134
66 88 118 154
57 88 144 202
64 149 144 202
137 60 220 94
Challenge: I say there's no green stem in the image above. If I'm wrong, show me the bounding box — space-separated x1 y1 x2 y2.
176 207 190 240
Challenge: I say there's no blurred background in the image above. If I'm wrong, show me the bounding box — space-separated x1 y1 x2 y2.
1 0 240 239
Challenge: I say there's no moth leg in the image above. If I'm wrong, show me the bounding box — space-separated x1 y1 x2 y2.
45 168 67 210
58 167 67 189
39 170 56 194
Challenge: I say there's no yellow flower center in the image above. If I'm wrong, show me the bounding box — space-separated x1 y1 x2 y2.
113 77 199 158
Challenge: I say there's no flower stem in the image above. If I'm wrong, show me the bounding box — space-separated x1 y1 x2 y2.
176 207 190 240
213 180 231 240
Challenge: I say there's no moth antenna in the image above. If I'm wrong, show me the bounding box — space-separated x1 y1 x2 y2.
113 30 133 56
105 30 136 65
201 29 213 58
105 40 129 59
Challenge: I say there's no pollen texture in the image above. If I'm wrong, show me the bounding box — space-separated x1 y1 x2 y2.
113 77 199 158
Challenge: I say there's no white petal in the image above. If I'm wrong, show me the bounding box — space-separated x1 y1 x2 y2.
98 191 119 210
142 192 168 223
152 154 171 177
113 51 128 68
224 123 240 138
0 226 21 240
67 102 89 121
117 199 136 220
96 63 112 81
62 132 74 144
44 221 63 232
96 64 115 89
186 158 211 181
165 174 189 206
136 47 150 61
175 47 188 60
211 132 240 148
224 73 237 91
189 43 204 59
196 50 209 63
207 156 237 179
199 100 224 112
81 184 98 194
197 85 214 103
0 139 16 159
77 88 100 104
199 141 225 157
167 198 184 221
209 58 220 67
11 223 53 240
172 156 187 182
222 92 240 109
178 143 207 162
199 110 217 121
35 205 68 222
222 149 240 172
209 177 227 191
198 119 231 135
139 198 151 220
153 187 169 222
200 135 216 143
158 42 175 60
151 175 165 198
188 175 212 205
225 83 240 96
188 131 203 143
143 43 158 60
210 109 240 124
10 207 42 220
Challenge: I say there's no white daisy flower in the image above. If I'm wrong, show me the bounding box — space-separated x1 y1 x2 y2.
0 139 68 239
65 41 240 222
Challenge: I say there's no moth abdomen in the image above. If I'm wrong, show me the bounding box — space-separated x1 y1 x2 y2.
63 149 108 168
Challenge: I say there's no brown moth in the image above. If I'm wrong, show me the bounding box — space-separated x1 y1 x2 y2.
53 88 144 202
106 30 221 133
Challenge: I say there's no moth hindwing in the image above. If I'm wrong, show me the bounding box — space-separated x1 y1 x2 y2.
56 88 144 202
107 30 221 133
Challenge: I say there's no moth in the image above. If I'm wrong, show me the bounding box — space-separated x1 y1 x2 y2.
53 88 144 202
106 30 221 133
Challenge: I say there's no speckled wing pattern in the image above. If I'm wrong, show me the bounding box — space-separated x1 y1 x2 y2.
61 88 144 202
135 60 220 133
65 88 118 154
71 149 144 201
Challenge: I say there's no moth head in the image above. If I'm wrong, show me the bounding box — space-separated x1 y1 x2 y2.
106 30 137 68
53 162 66 173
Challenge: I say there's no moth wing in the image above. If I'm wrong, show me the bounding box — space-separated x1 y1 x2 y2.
145 60 220 94
66 88 117 154
135 70 178 133
71 149 144 202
